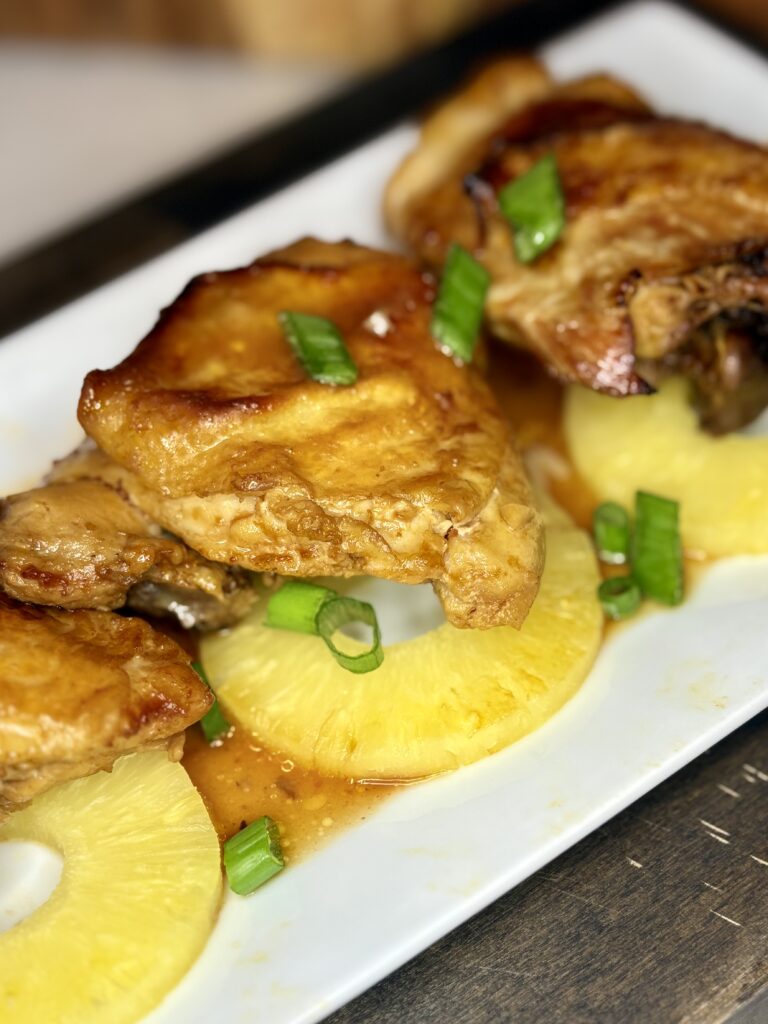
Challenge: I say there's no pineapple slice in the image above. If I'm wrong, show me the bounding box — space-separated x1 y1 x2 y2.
201 494 601 780
0 752 221 1024
564 376 768 558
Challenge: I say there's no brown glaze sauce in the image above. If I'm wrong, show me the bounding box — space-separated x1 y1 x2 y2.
146 620 395 861
182 727 394 860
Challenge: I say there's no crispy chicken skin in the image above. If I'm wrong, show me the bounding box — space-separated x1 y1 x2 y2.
76 239 543 629
0 478 254 629
385 58 768 429
0 594 212 817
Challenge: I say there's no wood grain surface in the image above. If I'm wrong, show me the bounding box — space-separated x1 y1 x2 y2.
326 712 768 1023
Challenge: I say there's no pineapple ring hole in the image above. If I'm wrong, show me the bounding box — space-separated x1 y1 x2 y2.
0 840 63 934
326 576 445 643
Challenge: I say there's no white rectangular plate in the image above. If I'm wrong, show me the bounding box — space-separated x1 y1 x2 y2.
3 3 768 1022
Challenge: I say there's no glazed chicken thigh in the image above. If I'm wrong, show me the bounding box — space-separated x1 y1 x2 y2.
385 58 768 431
0 478 254 629
76 239 543 629
0 594 211 817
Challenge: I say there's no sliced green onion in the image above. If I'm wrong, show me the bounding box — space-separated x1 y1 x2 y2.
191 660 209 684
593 501 630 565
200 700 231 744
224 816 284 895
265 580 334 634
192 660 232 744
316 596 384 674
633 491 683 605
430 244 490 362
265 580 384 674
498 153 565 263
598 576 642 621
278 311 357 385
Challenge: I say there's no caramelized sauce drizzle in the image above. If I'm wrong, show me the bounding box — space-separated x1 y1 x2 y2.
183 727 393 861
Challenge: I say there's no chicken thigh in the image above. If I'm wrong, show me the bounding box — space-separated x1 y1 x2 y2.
385 59 768 431
76 239 543 629
0 594 211 816
0 478 254 629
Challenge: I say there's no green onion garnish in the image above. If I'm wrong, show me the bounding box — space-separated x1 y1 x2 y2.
497 153 565 263
200 700 231 744
265 583 384 674
265 580 334 634
633 491 683 605
278 311 357 386
598 576 642 621
430 244 490 362
224 816 284 895
191 660 209 682
593 501 630 565
316 596 384 674
192 660 232 744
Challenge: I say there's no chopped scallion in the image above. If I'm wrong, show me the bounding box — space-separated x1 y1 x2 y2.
192 660 232 744
593 501 630 565
265 580 334 634
200 700 231 744
191 660 209 685
633 491 683 605
265 582 384 674
316 596 384 674
224 816 284 895
598 576 641 621
278 311 357 385
430 244 490 362
497 153 565 263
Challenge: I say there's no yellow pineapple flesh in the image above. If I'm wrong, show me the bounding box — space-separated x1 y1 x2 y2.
564 376 768 558
201 493 602 780
0 752 222 1024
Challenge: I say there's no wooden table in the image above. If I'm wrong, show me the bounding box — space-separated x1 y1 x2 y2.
1 2 766 1020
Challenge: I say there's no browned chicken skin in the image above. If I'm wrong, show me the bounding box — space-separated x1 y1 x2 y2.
0 477 254 630
385 58 768 431
0 594 212 817
76 239 543 629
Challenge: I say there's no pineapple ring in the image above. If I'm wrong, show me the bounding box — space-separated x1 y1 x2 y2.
202 494 602 780
564 376 768 558
0 752 221 1024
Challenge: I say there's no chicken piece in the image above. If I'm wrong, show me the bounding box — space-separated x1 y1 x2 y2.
385 58 768 431
75 239 543 629
0 478 254 630
0 594 212 816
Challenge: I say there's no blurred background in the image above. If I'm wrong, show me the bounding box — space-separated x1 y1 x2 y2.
0 0 763 269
